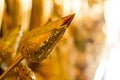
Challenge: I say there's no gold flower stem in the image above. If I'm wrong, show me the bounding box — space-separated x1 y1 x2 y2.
0 53 23 80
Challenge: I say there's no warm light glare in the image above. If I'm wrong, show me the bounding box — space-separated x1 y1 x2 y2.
62 0 72 15
104 1 120 80
94 1 120 80
71 0 82 13
104 1 120 45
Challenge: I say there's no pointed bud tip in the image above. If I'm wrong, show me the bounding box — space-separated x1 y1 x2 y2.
61 13 75 26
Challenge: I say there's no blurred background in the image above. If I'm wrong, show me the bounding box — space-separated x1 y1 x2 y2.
0 0 120 80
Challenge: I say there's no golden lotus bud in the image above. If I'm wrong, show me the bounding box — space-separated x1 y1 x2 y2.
19 14 74 63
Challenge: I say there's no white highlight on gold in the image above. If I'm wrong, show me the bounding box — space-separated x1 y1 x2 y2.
43 0 53 25
0 0 4 31
55 0 63 6
62 0 72 15
14 0 32 57
71 0 82 13
20 0 32 32
62 0 82 15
